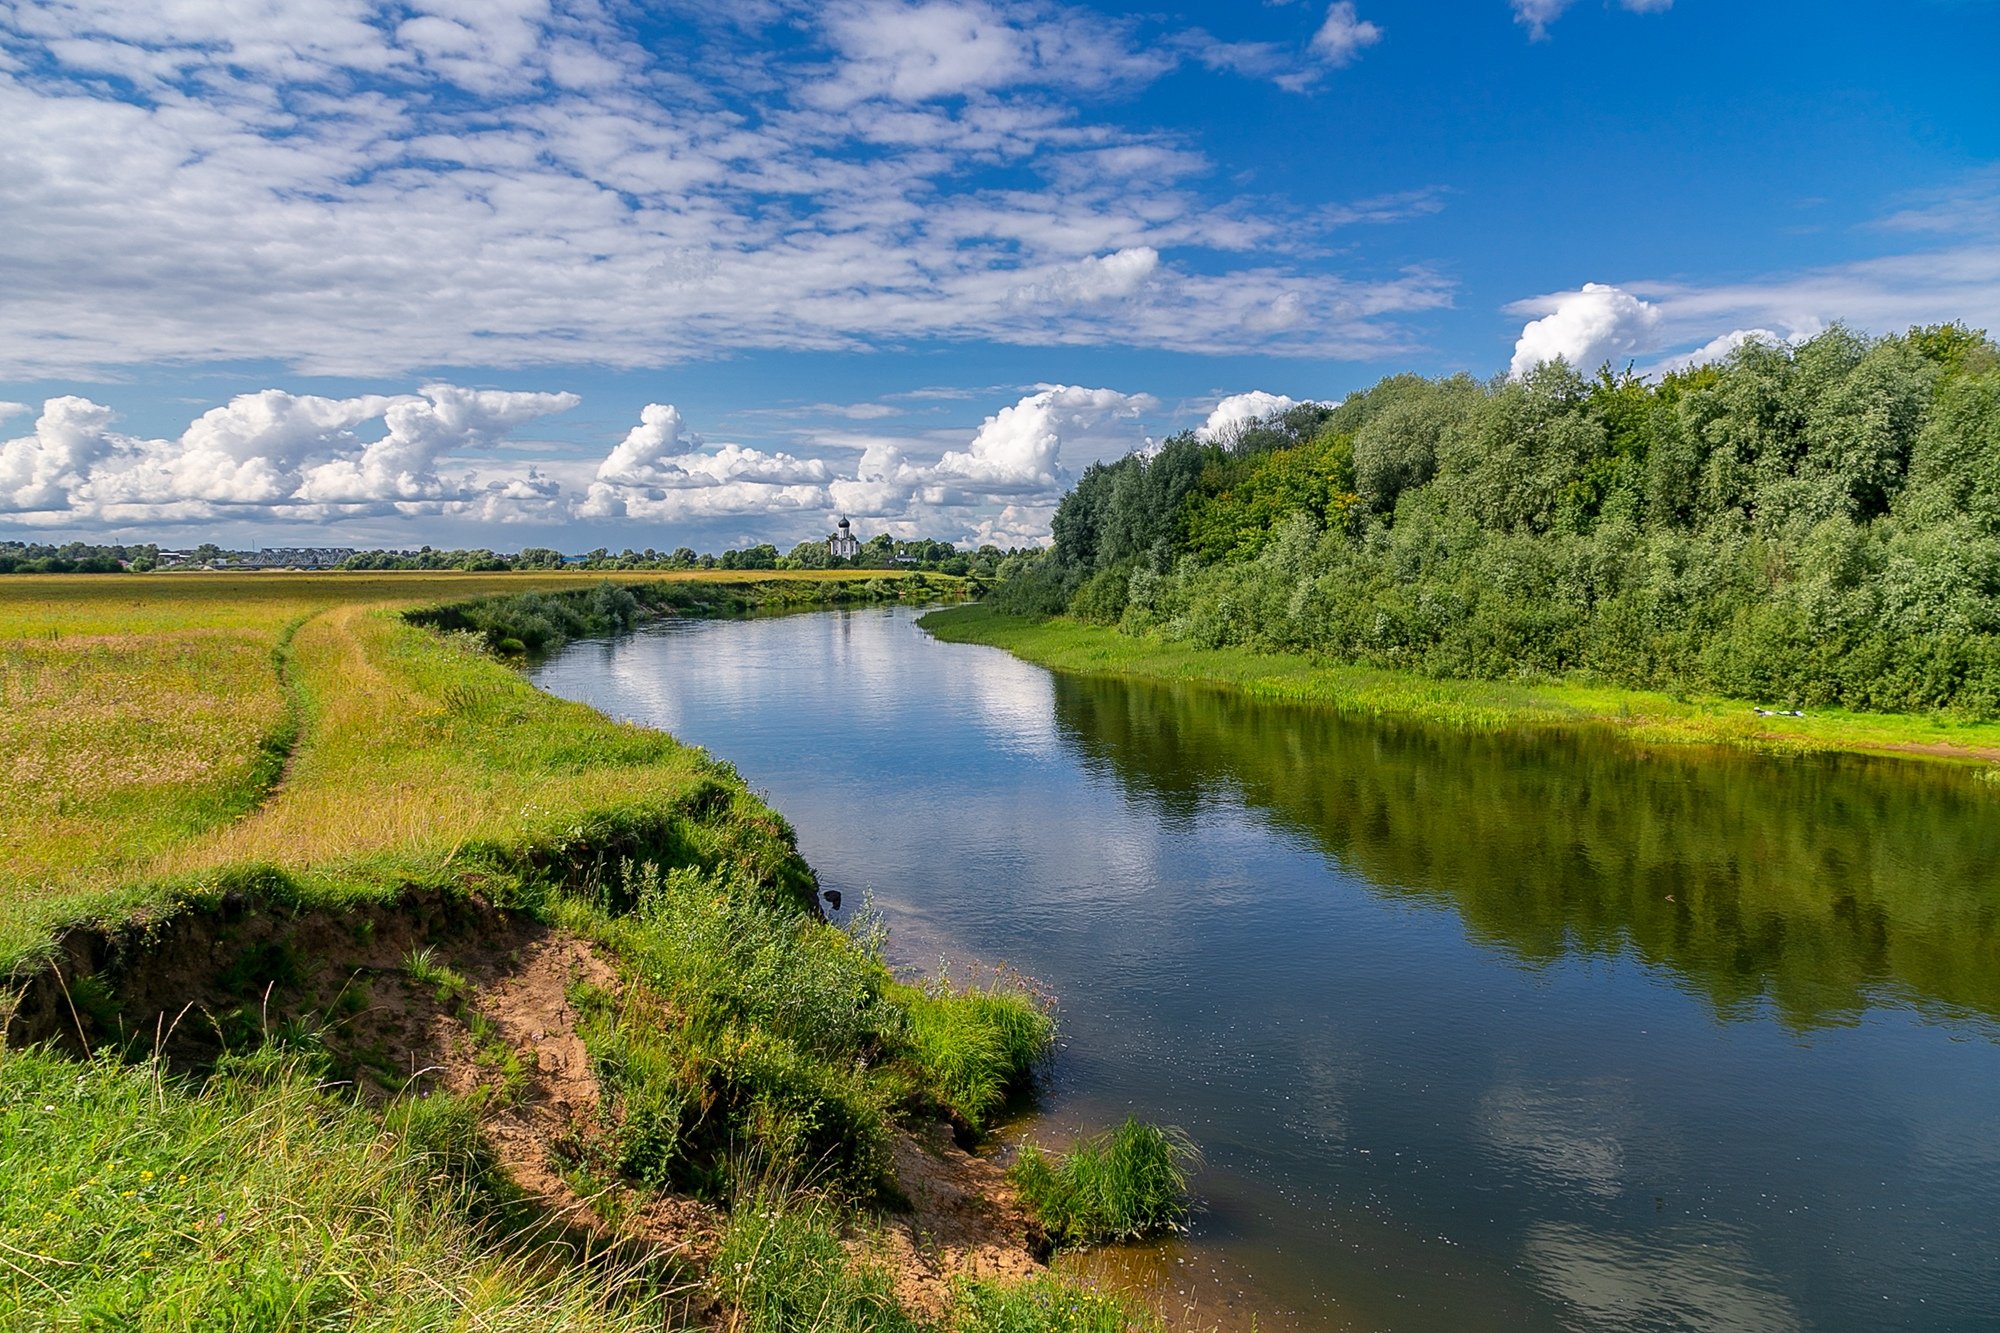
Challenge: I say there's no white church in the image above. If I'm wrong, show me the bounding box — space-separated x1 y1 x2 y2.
827 515 861 559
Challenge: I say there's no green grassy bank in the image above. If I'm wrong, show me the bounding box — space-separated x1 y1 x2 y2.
0 573 1160 1332
919 603 2000 765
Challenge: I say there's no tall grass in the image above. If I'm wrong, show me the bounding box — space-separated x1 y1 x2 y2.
714 1191 921 1333
1008 1119 1197 1250
0 1045 687 1331
566 862 1056 1199
894 980 1055 1134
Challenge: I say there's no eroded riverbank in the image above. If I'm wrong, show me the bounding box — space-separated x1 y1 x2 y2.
0 575 1132 1332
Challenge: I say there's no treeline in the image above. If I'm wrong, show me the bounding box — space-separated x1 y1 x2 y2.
1 537 1031 577
358 537 1025 575
554 537 1026 577
1002 324 2000 716
408 576 947 655
0 541 158 573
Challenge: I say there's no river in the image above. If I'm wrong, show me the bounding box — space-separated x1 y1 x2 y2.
531 605 2000 1332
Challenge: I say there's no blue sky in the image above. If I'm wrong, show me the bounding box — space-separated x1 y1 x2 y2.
1 0 1996 552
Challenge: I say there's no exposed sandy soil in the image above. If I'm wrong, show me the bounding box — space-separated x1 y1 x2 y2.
8 903 1049 1319
872 1119 1043 1318
427 929 1045 1311
429 929 722 1265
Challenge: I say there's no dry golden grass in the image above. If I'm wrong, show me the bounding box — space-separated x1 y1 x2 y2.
0 569 911 970
0 631 285 892
0 574 555 909
156 602 709 873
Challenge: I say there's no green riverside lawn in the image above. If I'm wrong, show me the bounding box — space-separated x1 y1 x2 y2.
919 603 2000 766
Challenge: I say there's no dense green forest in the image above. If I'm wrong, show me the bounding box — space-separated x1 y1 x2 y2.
1001 325 2000 716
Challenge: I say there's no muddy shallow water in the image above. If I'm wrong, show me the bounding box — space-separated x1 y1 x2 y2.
533 605 2000 1332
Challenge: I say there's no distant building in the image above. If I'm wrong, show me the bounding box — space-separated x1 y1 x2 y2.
828 516 861 560
243 547 358 569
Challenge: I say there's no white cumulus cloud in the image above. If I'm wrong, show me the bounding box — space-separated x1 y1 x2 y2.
296 386 580 504
1656 328 1790 373
1196 391 1300 443
1311 3 1383 67
152 390 402 505
583 403 837 522
931 385 1156 492
1509 282 1664 378
0 383 580 523
0 396 120 512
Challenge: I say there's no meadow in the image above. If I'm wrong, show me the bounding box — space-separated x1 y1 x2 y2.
0 571 927 972
0 571 1156 1332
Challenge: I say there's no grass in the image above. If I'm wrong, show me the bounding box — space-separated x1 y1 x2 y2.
403 945 470 1007
564 860 1055 1199
951 1274 1162 1333
714 1191 921 1333
0 571 1160 1332
0 1044 690 1332
714 1196 1163 1333
893 979 1056 1135
1009 1120 1197 1251
0 570 936 975
920 603 2000 765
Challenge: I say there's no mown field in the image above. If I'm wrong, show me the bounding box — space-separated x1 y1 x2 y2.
0 572 1161 1333
0 571 916 971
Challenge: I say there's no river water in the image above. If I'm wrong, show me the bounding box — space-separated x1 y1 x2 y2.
532 605 2000 1332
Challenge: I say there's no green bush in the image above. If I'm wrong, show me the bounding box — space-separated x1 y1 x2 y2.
1008 1118 1196 1250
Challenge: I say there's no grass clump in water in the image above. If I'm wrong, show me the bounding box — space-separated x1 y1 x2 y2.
1008 1118 1197 1250
893 978 1055 1135
950 1273 1160 1333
